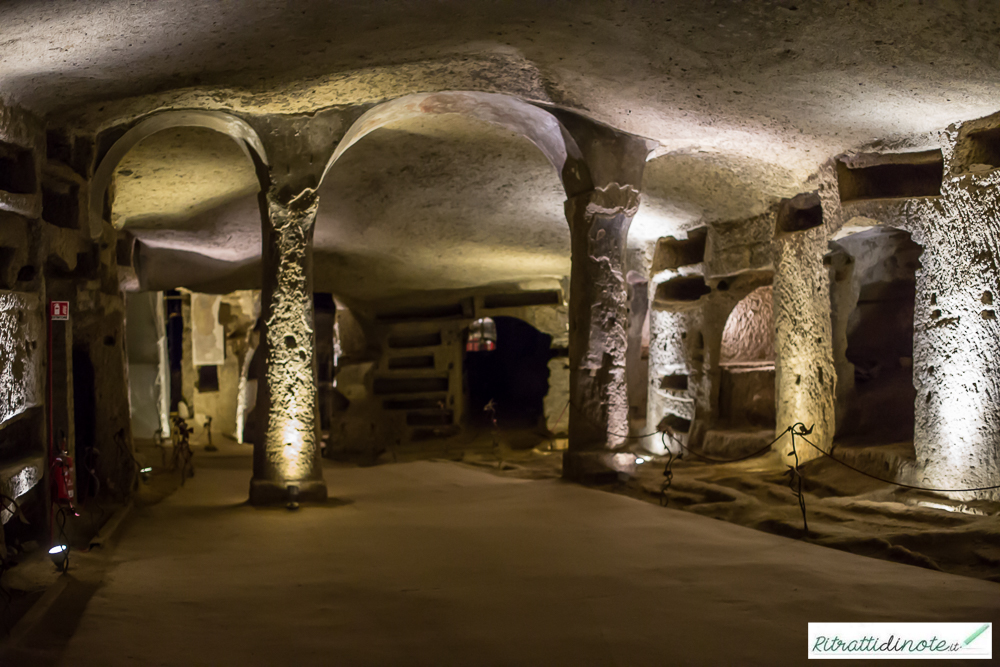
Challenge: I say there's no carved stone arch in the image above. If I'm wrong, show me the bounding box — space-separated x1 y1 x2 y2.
88 109 269 238
320 91 593 196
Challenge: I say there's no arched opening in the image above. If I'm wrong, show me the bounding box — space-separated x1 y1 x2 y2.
98 118 264 462
718 285 776 430
832 227 921 445
318 106 570 455
464 316 552 430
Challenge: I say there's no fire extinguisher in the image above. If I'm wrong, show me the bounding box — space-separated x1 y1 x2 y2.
51 431 76 509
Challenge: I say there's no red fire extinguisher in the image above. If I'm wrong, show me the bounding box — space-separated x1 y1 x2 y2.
51 432 76 509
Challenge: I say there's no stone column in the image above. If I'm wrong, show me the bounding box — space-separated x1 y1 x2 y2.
906 190 1000 502
563 184 640 481
249 188 327 505
772 193 836 462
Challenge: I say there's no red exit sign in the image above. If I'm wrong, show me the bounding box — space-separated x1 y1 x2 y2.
50 301 69 320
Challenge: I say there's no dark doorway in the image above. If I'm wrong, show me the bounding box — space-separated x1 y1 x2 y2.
837 227 920 443
464 316 551 429
165 290 184 410
72 346 97 500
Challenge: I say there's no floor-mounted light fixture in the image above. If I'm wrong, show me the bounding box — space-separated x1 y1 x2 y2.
49 544 69 572
466 317 497 352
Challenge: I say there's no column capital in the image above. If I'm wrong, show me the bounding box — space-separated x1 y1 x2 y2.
565 183 641 223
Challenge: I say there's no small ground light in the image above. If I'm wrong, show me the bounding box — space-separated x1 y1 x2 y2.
286 484 300 511
49 544 69 571
141 467 152 482
636 457 646 464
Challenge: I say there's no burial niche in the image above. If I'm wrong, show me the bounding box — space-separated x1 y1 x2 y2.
718 285 776 428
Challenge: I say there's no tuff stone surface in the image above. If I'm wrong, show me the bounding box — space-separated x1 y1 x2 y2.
251 188 326 502
564 184 639 476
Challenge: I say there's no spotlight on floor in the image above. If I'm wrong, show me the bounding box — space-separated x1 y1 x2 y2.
635 457 646 465
286 484 300 511
141 467 153 483
49 544 69 571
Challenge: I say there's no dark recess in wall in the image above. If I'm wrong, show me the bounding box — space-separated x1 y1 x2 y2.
465 316 552 429
383 397 446 410
387 331 442 348
373 376 449 394
43 180 80 229
658 413 692 433
0 141 36 194
388 354 435 370
655 275 711 303
652 227 707 272
406 411 453 426
957 126 1000 172
72 346 98 499
836 150 943 201
198 365 220 392
776 192 823 233
660 374 688 391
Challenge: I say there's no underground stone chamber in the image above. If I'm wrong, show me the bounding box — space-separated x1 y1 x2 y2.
830 227 921 447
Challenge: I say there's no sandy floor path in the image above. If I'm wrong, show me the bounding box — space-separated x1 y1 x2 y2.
41 458 1000 665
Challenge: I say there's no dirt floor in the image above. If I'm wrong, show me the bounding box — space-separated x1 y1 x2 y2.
456 433 1000 584
1 433 997 665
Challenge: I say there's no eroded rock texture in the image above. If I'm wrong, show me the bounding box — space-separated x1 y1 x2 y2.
250 189 326 504
563 184 639 480
773 214 837 462
903 133 1000 500
0 291 43 426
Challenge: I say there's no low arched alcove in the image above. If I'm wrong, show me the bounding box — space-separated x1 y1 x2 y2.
832 227 921 445
464 316 552 430
717 285 776 429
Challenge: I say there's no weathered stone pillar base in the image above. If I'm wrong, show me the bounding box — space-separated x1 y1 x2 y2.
249 479 328 505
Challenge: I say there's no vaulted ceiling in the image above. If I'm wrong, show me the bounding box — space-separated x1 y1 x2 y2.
4 0 1000 301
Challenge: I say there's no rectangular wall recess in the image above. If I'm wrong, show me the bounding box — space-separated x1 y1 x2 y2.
836 150 943 202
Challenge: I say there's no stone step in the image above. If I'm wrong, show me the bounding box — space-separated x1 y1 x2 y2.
406 410 454 427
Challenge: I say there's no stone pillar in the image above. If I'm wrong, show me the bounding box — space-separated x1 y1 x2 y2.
249 188 327 505
772 194 836 462
906 191 1000 502
563 184 640 481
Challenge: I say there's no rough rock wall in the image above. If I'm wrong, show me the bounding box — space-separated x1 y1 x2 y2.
126 291 164 439
543 356 570 436
720 286 774 364
901 123 1000 500
772 217 837 461
0 291 44 427
645 307 700 453
565 185 637 467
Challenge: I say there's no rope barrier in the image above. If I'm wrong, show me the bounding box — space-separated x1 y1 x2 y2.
796 433 1000 493
560 400 1000 498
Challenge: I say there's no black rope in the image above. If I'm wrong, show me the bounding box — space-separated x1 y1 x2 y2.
659 449 676 506
796 433 1000 492
54 506 72 572
660 428 790 464
565 398 1000 494
785 423 810 532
